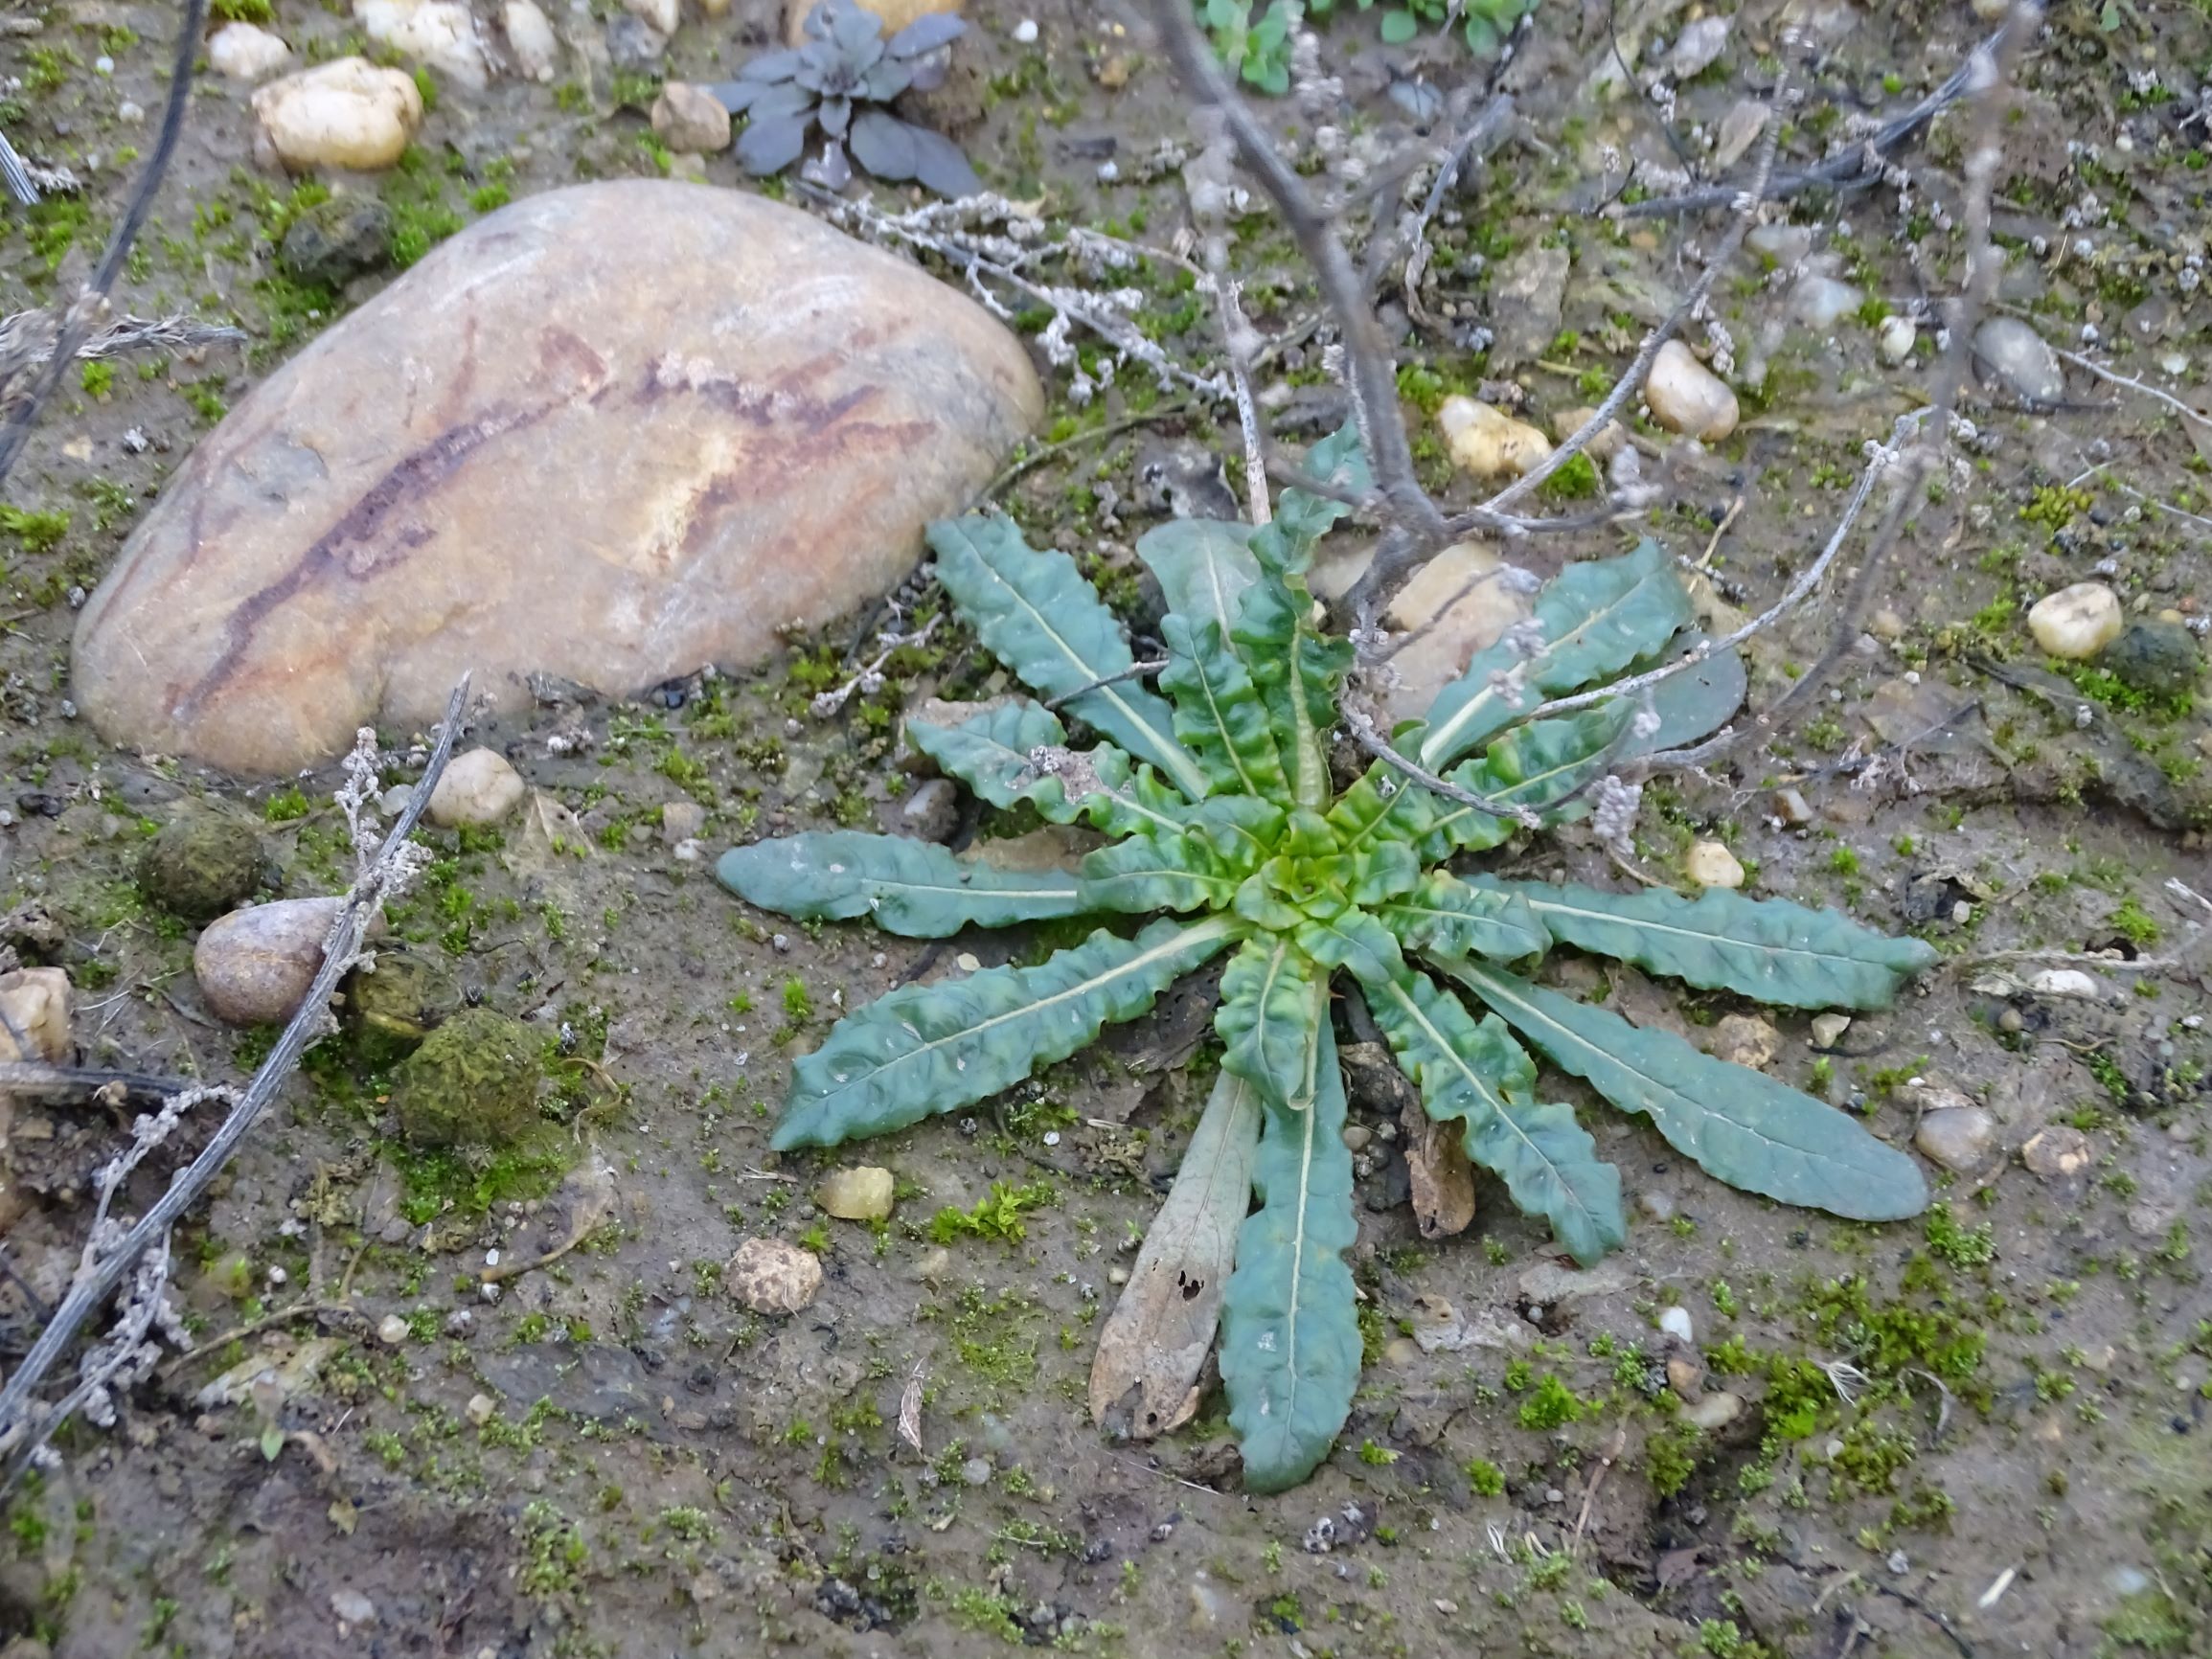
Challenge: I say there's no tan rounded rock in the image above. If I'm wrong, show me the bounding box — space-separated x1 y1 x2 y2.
1645 340 1739 442
1549 405 1625 462
1683 1389 1744 1431
816 1166 895 1221
501 0 559 80
727 1238 823 1313
650 83 732 155
73 183 1041 775
1439 396 1552 480
1685 839 1744 890
193 898 350 1026
208 22 294 82
426 748 526 829
2027 582 2124 660
2021 1125 2092 1179
0 968 72 1062
785 0 961 46
1914 1104 1996 1173
355 0 490 91
624 0 680 36
251 57 424 173
1710 1012 1779 1072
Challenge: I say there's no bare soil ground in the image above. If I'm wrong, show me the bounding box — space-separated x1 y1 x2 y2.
3 2 2211 1656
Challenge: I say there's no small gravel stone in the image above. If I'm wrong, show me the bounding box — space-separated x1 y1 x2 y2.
426 747 526 828
1658 1306 1695 1344
1878 315 1917 366
899 778 960 844
816 1166 896 1221
1438 396 1552 480
1771 786 1813 826
1710 1012 1780 1072
466 1392 496 1424
1666 1356 1704 1401
193 897 348 1026
1810 1012 1852 1049
1667 14 1728 78
1637 1190 1676 1223
650 82 732 154
2028 582 2125 660
1974 316 2064 403
726 1238 823 1314
2021 1125 2092 1179
961 1455 993 1486
1685 839 1744 891
1341 1125 1372 1152
377 1313 409 1345
331 1588 376 1625
1683 1389 1743 1431
661 799 706 844
1645 340 1738 442
1915 1105 1996 1173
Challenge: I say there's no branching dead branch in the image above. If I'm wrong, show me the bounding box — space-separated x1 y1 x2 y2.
1616 21 2022 220
1459 61 1794 532
1746 4 2040 749
1146 0 1446 557
0 678 470 1485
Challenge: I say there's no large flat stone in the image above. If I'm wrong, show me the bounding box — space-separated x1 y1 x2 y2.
74 181 1041 774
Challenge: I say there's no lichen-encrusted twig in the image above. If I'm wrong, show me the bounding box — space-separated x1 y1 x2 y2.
1747 4 2040 748
1146 0 1447 561
0 0 207 491
803 186 1228 401
0 679 468 1486
1618 21 2023 220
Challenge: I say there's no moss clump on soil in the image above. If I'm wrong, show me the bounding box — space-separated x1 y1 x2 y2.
135 812 268 921
392 1008 545 1148
344 947 458 1066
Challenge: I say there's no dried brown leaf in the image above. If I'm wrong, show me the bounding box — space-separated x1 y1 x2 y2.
1400 1094 1476 1239
1087 1071 1260 1439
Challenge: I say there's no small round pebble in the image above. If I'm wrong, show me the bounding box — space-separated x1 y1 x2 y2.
377 1313 409 1345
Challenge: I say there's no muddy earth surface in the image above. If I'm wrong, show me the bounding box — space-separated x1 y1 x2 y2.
4 1 2212 1656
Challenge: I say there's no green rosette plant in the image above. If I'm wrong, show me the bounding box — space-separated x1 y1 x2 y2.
718 431 1933 1491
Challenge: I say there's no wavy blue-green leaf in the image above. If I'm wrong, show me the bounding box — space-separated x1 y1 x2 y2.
1475 880 1938 1011
1441 961 1929 1222
1327 765 1441 854
905 702 1189 839
773 917 1238 1150
1160 616 1291 799
1619 633 1745 761
929 515 1209 800
1379 872 1550 964
1302 914 1624 1265
1303 419 1373 499
1342 842 1423 908
1135 517 1261 636
717 832 1088 939
1178 797 1286 870
1232 515 1353 809
1418 702 1637 858
1078 830 1246 914
1220 1015 1361 1494
1217 936 1325 1109
1417 540 1694 771
906 699 1072 808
